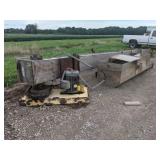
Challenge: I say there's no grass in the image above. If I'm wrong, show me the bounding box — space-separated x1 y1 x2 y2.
4 37 129 87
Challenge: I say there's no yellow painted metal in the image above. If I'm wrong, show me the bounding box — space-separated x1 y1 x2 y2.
19 85 89 107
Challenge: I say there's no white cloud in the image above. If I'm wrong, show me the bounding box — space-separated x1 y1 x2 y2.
4 20 156 29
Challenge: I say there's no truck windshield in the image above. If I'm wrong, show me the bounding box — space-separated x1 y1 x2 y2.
152 31 156 37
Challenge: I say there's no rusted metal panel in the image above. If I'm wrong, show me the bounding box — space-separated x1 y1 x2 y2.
120 63 137 83
97 52 153 87
59 57 74 76
73 54 80 71
16 58 59 85
80 52 120 71
111 54 140 62
96 63 122 86
16 60 34 84
105 70 122 87
33 60 58 84
16 49 151 86
59 55 80 76
17 56 80 85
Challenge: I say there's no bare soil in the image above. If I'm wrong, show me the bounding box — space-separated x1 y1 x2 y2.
4 58 156 140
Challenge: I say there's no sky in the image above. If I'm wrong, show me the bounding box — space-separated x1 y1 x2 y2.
4 20 156 29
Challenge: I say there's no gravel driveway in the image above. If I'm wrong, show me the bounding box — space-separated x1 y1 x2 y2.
4 58 156 140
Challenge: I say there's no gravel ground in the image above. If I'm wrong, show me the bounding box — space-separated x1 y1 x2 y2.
4 58 156 140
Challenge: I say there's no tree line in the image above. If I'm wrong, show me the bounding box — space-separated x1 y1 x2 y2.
5 24 147 35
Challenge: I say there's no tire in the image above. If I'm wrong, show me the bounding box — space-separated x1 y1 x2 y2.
129 40 138 49
28 85 52 100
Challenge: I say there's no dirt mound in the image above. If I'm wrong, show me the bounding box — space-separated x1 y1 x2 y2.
4 83 28 100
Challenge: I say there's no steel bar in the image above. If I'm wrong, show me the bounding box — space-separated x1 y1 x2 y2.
68 55 94 69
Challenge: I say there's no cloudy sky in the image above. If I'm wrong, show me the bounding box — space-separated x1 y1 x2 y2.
4 20 156 29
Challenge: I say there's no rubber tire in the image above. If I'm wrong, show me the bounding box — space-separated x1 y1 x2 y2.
129 40 138 49
28 85 51 100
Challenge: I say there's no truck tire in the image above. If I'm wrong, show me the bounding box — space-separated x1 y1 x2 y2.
129 40 138 48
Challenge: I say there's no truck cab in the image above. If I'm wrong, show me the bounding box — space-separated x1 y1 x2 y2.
122 28 156 48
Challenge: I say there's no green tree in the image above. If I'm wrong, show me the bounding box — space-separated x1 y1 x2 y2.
25 24 38 34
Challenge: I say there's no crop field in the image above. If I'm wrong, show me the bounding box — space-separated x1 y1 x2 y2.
4 33 122 42
4 37 129 87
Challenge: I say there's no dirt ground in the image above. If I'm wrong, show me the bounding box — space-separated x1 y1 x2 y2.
4 58 156 140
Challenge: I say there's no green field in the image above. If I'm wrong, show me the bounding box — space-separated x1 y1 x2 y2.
4 33 122 42
4 37 129 87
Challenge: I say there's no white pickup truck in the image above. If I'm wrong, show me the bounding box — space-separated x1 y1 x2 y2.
122 29 156 48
